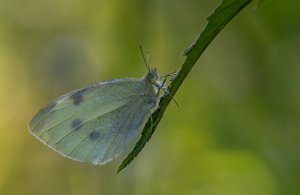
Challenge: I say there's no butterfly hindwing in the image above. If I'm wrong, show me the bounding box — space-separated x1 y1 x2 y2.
29 78 157 164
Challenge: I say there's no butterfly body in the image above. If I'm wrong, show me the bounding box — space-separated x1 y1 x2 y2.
29 69 161 165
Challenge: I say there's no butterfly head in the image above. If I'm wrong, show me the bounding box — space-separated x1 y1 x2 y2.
144 67 164 90
147 68 158 82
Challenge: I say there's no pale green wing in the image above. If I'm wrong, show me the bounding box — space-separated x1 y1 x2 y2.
29 78 157 164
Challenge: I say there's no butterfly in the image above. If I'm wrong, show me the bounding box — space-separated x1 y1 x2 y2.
29 49 165 165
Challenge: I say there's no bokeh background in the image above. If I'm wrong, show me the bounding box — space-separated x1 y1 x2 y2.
1 0 299 194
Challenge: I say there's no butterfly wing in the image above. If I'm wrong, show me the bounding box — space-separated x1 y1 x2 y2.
29 78 157 164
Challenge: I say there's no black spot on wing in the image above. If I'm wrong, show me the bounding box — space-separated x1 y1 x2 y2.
71 118 82 130
89 131 100 141
71 93 83 105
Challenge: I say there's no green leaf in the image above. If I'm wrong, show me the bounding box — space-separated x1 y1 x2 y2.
117 0 253 174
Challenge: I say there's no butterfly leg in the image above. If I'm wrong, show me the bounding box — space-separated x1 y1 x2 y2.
160 70 179 82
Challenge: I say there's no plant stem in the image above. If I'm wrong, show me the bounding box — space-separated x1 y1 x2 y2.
118 0 253 173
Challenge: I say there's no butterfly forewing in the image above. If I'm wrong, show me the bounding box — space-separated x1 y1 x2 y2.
29 78 157 164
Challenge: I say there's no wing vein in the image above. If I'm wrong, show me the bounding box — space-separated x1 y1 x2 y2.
38 115 74 137
102 99 142 161
53 99 133 145
84 97 139 163
30 85 139 133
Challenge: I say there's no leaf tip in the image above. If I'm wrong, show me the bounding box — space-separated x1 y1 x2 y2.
116 161 127 174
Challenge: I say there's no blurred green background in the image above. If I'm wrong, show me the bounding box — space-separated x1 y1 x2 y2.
1 0 299 194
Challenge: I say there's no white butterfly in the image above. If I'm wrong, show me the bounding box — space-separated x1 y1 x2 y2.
29 64 164 165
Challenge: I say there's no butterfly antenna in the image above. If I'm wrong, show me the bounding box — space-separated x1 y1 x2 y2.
139 45 151 72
